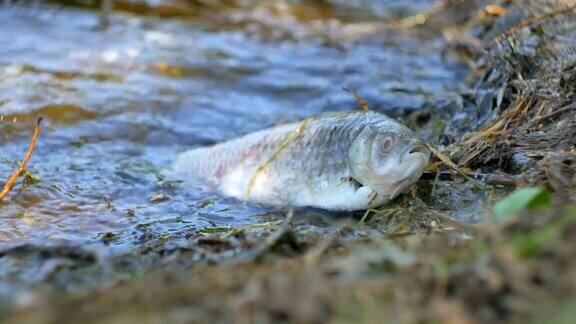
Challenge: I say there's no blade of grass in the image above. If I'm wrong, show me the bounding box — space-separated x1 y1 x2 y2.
343 87 371 112
427 144 485 189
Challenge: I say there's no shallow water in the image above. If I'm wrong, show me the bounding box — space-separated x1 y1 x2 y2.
0 1 465 251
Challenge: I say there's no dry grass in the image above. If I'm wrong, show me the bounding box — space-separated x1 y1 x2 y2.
447 0 576 196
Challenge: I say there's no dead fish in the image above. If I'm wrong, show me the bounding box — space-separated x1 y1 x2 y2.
172 111 430 211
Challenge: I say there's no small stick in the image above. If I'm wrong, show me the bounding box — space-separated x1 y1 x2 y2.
426 144 485 188
343 87 370 112
0 118 43 201
358 209 371 225
527 102 576 128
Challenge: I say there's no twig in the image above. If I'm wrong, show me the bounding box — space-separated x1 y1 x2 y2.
485 172 519 188
343 87 370 112
527 102 576 128
420 170 519 188
357 208 380 225
358 209 371 225
0 118 43 201
427 144 485 188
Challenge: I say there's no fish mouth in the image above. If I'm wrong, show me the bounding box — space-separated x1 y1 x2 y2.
400 142 430 170
408 144 429 155
389 149 429 199
406 140 430 159
402 151 429 179
368 141 430 200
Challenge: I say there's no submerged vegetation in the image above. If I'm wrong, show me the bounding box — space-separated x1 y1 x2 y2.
0 0 575 322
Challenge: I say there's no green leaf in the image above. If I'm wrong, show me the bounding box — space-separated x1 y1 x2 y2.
196 199 215 208
514 205 576 257
493 187 551 221
23 170 41 184
433 260 448 283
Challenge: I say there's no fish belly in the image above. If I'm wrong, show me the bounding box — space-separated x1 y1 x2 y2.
219 164 378 211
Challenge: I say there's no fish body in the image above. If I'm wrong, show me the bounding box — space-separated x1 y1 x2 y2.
173 111 430 211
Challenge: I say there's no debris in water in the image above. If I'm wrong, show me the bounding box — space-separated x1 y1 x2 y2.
149 193 170 203
0 117 42 202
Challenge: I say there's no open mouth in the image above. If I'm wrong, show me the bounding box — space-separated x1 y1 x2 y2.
408 145 429 155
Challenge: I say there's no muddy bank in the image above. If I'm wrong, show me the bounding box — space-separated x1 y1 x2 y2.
0 0 575 323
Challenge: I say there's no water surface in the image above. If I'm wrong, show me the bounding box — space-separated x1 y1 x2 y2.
0 1 464 250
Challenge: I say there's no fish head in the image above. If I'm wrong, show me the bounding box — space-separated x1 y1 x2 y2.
348 120 430 200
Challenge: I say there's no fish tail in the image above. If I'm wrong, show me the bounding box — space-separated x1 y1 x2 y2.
172 150 198 175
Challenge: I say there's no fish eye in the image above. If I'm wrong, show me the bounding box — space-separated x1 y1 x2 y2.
381 135 395 152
